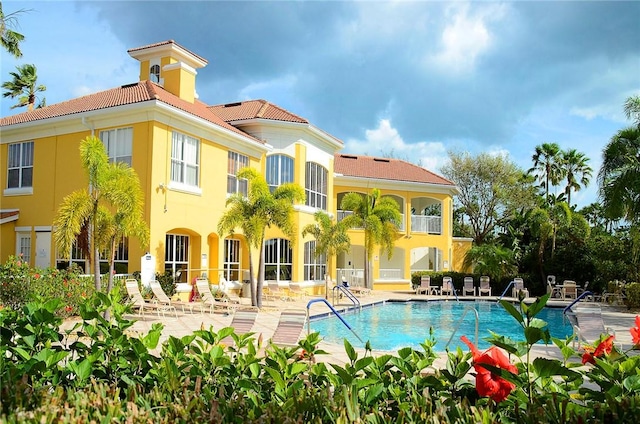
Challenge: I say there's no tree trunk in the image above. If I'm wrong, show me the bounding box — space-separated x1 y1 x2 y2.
247 250 257 307
256 240 265 309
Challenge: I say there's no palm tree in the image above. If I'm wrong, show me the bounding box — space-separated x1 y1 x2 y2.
0 3 25 57
302 211 351 299
2 64 46 111
462 243 517 282
598 126 640 224
624 94 640 128
529 201 572 280
529 142 563 201
561 149 592 207
54 136 149 291
217 167 305 308
97 164 149 293
339 189 401 289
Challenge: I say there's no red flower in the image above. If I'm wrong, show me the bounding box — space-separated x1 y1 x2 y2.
461 336 518 402
630 315 640 347
581 334 615 365
34 273 40 279
64 305 73 312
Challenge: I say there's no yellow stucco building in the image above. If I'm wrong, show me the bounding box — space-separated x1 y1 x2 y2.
1 40 468 294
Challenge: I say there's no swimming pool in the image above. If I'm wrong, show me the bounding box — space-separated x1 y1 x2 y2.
309 301 573 351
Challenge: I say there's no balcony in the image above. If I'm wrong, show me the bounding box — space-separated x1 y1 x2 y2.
337 210 405 231
410 215 441 234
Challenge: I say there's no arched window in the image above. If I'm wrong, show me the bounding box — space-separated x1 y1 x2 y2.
305 162 327 210
264 238 292 282
304 241 326 281
150 64 160 83
266 154 294 192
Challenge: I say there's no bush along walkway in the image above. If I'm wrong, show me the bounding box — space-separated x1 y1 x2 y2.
1 291 640 423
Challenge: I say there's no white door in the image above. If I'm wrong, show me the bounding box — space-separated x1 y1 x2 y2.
35 231 51 268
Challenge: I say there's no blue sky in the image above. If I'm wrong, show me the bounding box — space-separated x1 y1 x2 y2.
2 1 639 209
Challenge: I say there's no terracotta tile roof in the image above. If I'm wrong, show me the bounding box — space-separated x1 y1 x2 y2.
0 210 19 224
127 40 208 64
209 99 308 124
334 154 455 186
0 81 261 143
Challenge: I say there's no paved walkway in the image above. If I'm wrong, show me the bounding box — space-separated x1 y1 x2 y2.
92 291 637 368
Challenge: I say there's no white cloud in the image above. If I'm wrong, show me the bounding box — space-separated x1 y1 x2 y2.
427 3 507 74
238 74 299 100
344 118 449 173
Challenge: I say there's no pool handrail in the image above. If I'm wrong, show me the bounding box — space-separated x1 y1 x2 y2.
444 305 479 349
498 280 515 301
306 298 364 343
332 285 362 312
563 291 594 315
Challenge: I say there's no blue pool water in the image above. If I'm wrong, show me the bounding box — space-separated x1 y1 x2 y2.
309 301 573 351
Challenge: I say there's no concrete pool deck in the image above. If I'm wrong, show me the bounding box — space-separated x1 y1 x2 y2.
112 290 637 368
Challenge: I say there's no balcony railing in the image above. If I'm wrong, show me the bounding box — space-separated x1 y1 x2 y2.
410 215 441 234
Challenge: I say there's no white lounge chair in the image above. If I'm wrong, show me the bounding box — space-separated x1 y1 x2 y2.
196 278 239 314
270 310 307 347
478 276 492 296
463 276 475 296
512 278 528 298
416 275 431 295
125 279 177 317
149 280 205 314
571 304 615 349
562 280 578 300
441 277 455 296
221 308 259 346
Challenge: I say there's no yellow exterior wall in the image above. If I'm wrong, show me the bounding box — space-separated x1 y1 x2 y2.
452 238 473 273
332 184 455 290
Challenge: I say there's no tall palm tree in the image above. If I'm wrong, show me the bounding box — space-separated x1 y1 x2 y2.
561 149 592 207
2 64 46 111
302 211 351 299
0 3 25 58
598 126 640 224
217 167 305 308
529 201 572 280
54 136 149 291
339 189 401 289
529 142 563 201
97 164 149 293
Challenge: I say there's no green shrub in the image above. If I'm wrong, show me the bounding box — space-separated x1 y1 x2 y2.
2 291 640 422
155 270 176 297
0 255 94 317
625 282 640 309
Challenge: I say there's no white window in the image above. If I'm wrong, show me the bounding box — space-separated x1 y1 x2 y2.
264 238 292 282
165 233 189 283
16 232 31 264
150 64 160 83
227 151 248 195
56 238 87 271
223 239 241 282
100 127 132 166
304 241 326 282
7 141 34 189
171 131 200 187
266 154 294 192
305 162 327 210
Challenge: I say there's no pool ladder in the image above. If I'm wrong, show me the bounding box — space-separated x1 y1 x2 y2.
306 298 364 343
332 285 362 313
444 306 479 350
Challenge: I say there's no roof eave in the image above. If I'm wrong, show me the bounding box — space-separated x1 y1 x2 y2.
334 174 460 195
